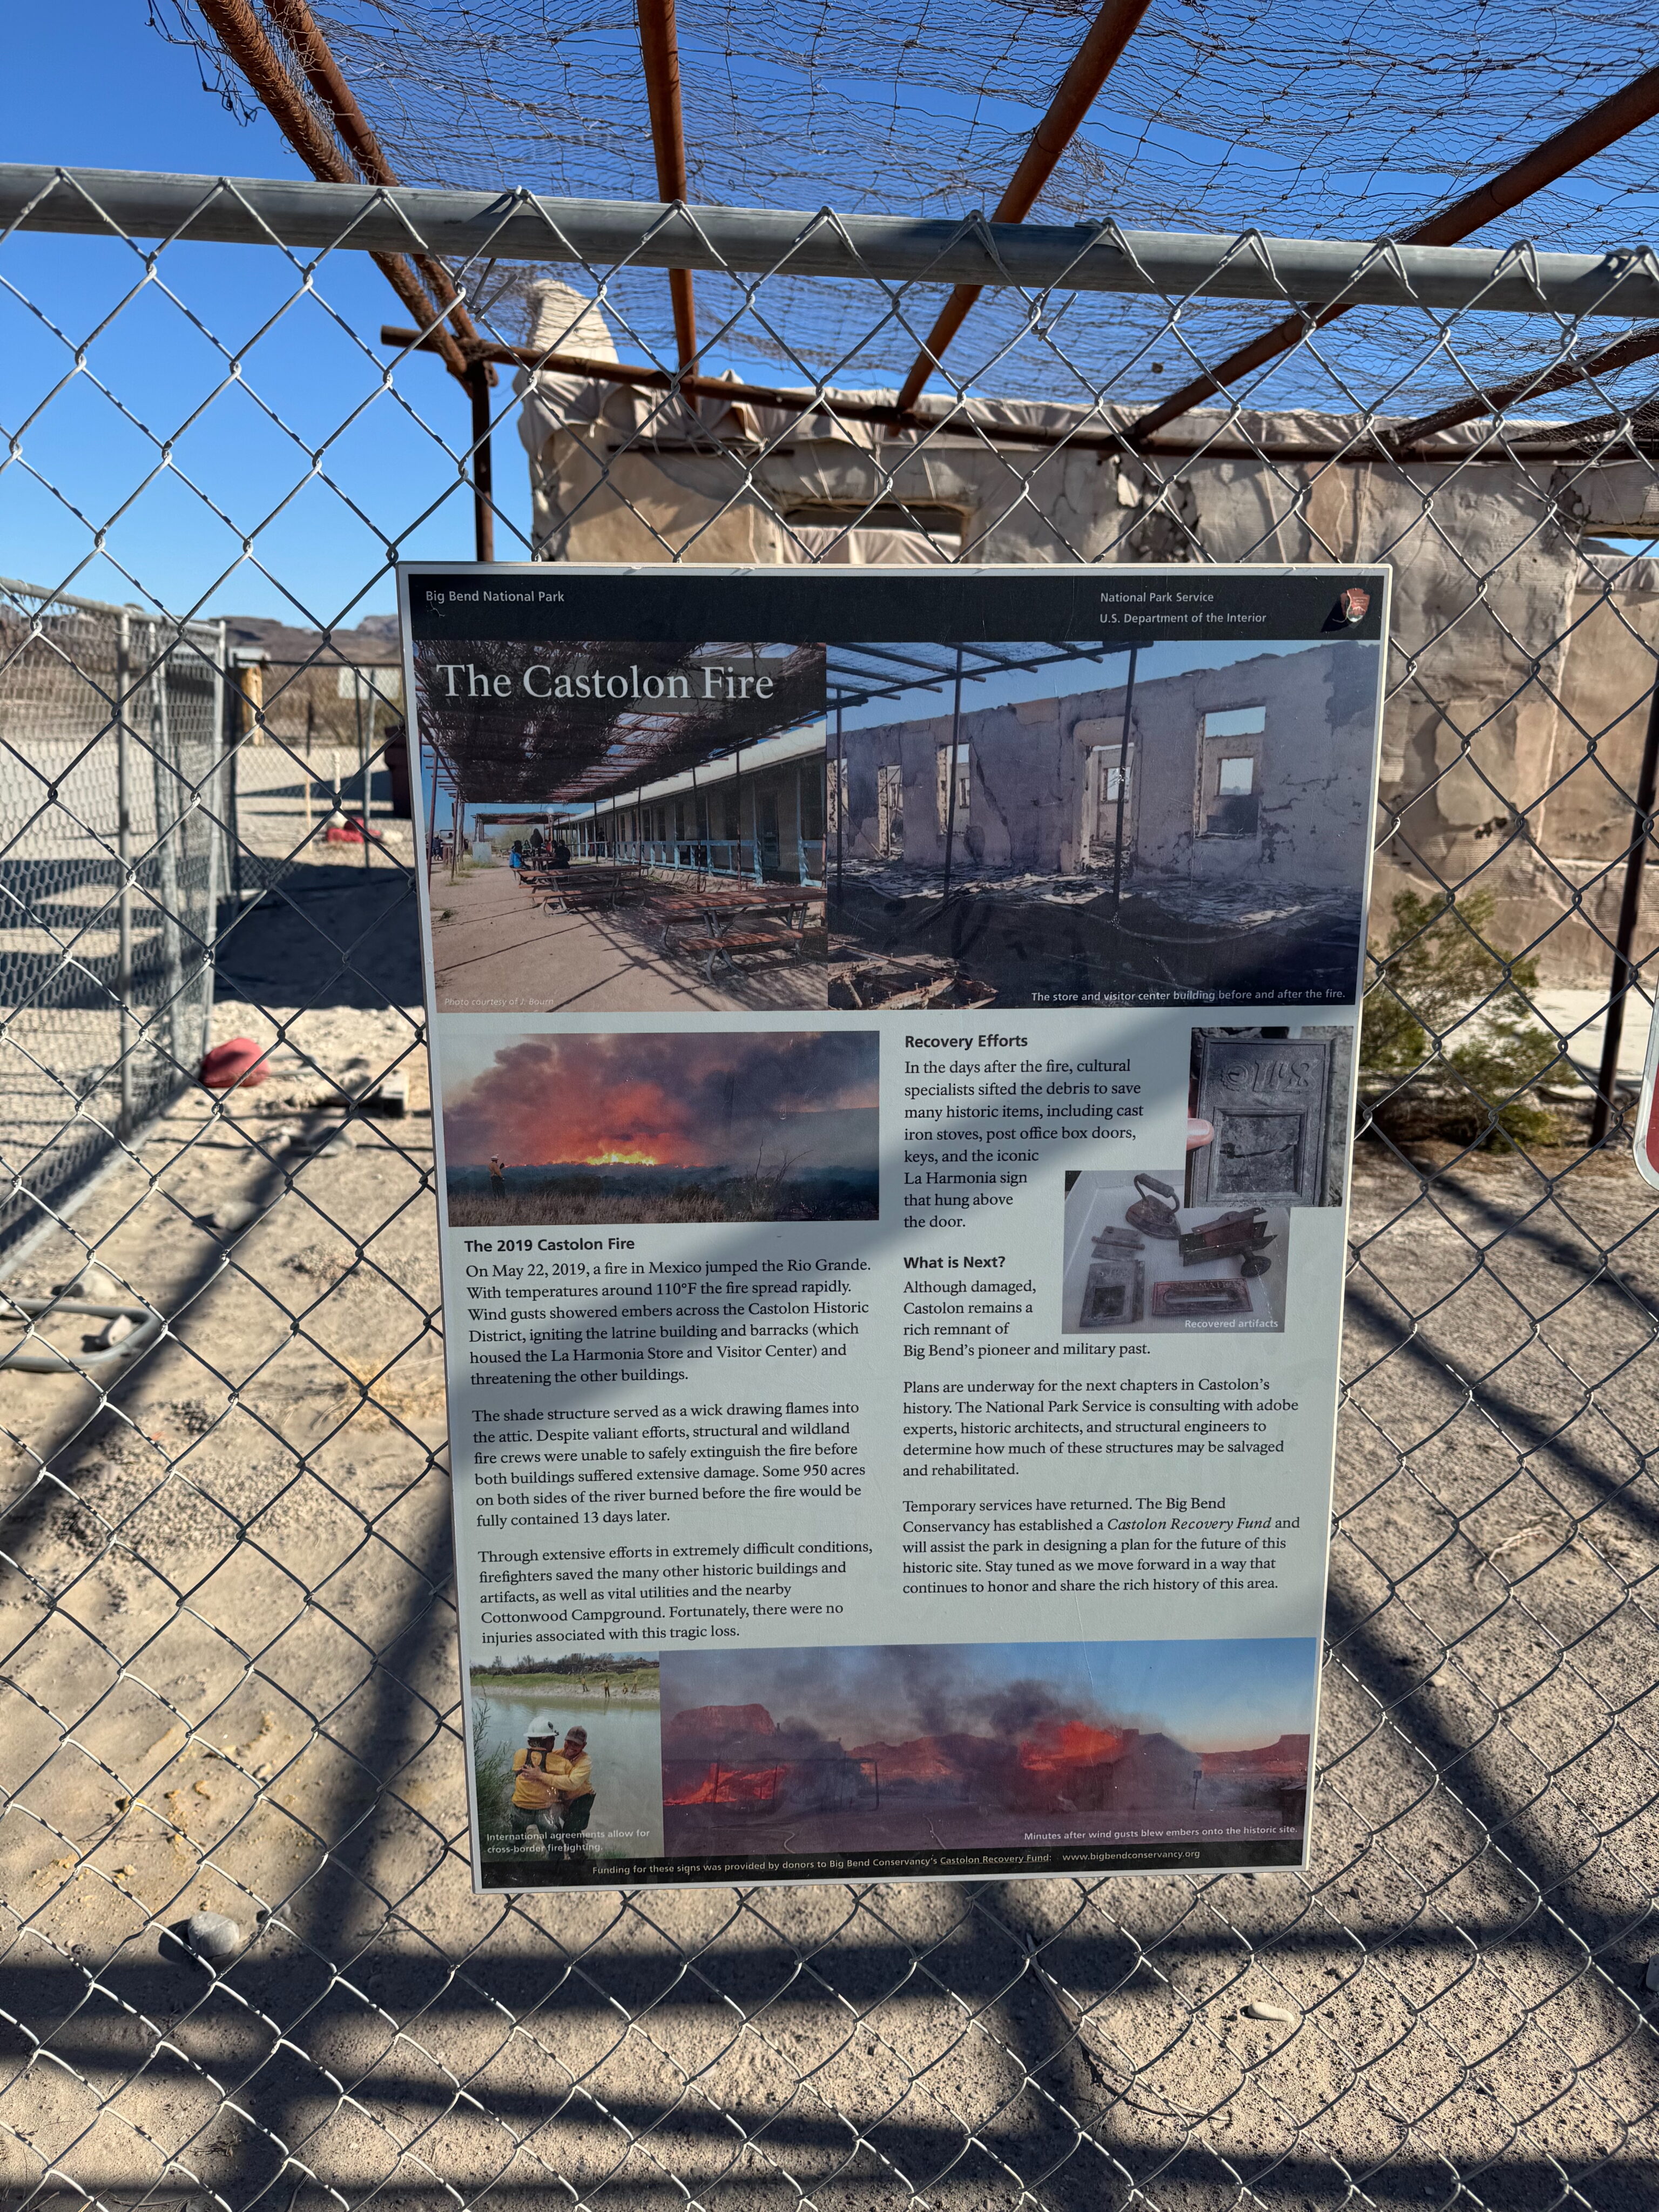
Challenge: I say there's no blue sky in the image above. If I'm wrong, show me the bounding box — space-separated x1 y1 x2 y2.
8 8 1652 625
3 4 522 621
837 637 1338 731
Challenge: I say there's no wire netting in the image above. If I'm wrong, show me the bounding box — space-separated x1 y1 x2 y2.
3 177 1659 2211
149 0 1659 408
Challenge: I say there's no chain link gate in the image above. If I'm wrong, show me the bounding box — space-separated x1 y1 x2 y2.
3 167 1659 2211
0 579 228 1267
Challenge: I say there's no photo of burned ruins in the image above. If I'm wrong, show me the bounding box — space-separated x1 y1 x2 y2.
826 636 1381 1009
660 1640 1314 1869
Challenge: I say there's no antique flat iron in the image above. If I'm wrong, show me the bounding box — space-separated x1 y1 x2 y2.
1125 1171 1181 1239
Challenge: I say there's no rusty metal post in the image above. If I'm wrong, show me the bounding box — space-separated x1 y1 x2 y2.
894 0 1154 412
468 360 495 563
1589 673 1659 1147
941 649 963 904
1111 646 1137 912
635 0 698 369
115 611 136 1141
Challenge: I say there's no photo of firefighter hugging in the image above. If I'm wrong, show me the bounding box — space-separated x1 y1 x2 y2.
509 1722 594 1859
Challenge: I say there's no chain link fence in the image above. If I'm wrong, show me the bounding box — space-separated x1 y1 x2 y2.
0 579 228 1264
3 168 1659 2210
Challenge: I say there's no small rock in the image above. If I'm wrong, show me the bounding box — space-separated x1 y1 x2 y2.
83 1311 136 1352
186 1912 241 1962
287 1125 354 1159
1243 2001 1298 2024
197 1201 259 1238
1644 1956 1659 1992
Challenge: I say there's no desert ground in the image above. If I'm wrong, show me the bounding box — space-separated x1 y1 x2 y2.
4 740 1658 2206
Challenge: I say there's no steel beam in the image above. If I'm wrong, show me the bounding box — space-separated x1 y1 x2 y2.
635 0 698 369
1124 59 1659 442
8 166 1659 320
261 0 488 365
188 0 467 379
1387 325 1659 451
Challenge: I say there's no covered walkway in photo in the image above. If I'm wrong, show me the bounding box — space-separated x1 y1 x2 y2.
428 861 823 1013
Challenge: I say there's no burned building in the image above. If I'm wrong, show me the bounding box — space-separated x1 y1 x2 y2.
517 279 1659 986
834 639 1375 900
828 639 1378 1005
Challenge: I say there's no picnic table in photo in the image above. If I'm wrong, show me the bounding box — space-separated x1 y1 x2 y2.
523 860 645 912
644 885 827 978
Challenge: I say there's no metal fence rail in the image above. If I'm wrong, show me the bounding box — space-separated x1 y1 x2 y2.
3 171 1659 2212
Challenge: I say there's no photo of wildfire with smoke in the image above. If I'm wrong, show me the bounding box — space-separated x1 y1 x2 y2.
443 1029 880 1226
660 1640 1316 1873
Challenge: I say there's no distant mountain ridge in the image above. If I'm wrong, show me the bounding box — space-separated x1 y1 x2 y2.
222 611 401 664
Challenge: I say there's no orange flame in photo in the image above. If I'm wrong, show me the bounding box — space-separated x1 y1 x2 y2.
445 1031 879 1170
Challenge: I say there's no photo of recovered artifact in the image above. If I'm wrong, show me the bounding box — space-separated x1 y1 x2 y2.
1063 1167 1289 1335
1080 1227 1146 1327
1186 1025 1354 1209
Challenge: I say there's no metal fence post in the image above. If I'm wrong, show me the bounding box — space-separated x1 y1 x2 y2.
1589 671 1659 1147
115 608 135 1141
149 629 187 1078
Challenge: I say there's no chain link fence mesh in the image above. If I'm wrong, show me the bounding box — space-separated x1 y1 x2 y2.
3 176 1659 2211
1 582 227 1264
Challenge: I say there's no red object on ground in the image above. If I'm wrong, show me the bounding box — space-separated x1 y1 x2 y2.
325 815 382 844
200 1037 269 1090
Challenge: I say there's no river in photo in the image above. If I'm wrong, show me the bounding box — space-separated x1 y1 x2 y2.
473 1681 664 1866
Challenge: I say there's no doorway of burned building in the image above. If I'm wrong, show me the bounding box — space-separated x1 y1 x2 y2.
876 761 905 857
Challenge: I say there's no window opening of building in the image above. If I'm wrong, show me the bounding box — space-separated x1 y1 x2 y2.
1198 706 1266 840
1203 706 1267 740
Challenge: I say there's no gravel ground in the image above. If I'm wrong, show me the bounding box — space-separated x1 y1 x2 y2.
4 822 1659 2209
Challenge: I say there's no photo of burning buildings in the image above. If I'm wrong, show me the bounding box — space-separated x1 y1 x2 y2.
660 1640 1316 1873
442 1028 880 1225
826 637 1380 1009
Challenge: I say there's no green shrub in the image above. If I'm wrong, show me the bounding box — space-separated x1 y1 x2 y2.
1362 890 1568 1147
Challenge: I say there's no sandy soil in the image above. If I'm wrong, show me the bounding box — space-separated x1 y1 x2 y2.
6 798 1659 2212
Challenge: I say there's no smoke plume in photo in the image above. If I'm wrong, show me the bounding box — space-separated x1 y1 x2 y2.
662 1639 1314 1757
443 1029 878 1170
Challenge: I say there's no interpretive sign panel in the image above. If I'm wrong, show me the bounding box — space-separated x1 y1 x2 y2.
398 562 1390 1891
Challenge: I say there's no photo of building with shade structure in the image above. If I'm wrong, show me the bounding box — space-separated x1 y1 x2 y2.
415 637 827 1013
